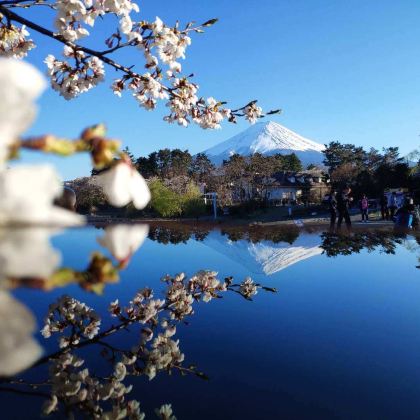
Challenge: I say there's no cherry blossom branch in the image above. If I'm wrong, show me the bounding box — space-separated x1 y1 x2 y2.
0 6 136 73
0 271 276 418
33 275 275 368
34 318 134 368
0 4 280 127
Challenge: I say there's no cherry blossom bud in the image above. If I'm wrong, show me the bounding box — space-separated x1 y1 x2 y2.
81 123 107 141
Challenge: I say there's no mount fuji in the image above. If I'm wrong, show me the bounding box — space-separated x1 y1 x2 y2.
202 231 323 276
202 121 325 166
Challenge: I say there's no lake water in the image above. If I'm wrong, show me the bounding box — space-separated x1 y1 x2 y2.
0 224 419 419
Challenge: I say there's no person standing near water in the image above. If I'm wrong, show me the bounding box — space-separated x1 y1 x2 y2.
328 190 338 227
337 186 353 228
380 193 388 220
360 194 369 222
388 192 398 219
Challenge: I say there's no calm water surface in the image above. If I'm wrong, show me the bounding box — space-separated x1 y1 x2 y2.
1 224 420 419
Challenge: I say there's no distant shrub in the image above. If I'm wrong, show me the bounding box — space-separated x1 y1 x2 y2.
180 183 207 217
149 179 183 217
149 179 207 218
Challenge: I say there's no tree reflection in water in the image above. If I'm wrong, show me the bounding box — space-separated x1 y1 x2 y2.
0 224 276 419
320 230 407 257
146 223 301 246
148 225 209 245
320 229 420 269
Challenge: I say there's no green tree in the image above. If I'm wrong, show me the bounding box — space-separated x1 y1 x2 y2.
248 153 273 202
156 148 172 178
282 153 303 172
149 179 182 217
170 149 192 177
180 182 206 217
136 156 157 178
323 141 366 173
223 154 248 201
190 153 215 183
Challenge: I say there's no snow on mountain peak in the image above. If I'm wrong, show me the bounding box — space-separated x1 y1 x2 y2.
202 121 325 166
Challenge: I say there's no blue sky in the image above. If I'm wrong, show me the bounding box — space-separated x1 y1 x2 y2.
16 0 420 179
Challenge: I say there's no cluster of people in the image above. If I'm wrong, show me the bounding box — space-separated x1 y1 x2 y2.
328 188 419 229
328 186 353 228
380 192 401 220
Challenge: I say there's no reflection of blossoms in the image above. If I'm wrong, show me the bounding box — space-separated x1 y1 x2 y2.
0 291 42 376
0 227 61 280
188 270 227 302
5 269 275 418
125 288 165 323
239 277 258 299
155 404 177 420
98 224 149 264
45 352 145 419
143 334 184 381
41 295 101 347
164 274 194 320
4 248 120 294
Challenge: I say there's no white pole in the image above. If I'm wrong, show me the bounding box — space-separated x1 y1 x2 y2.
213 193 217 219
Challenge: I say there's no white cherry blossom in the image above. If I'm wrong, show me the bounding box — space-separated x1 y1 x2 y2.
45 50 105 100
244 102 263 124
0 58 45 167
0 23 35 58
0 164 85 226
96 161 151 209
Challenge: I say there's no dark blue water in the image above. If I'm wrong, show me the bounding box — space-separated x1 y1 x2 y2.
1 225 420 419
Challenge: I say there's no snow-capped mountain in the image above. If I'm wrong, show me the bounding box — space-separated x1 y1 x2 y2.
203 231 323 275
202 121 325 166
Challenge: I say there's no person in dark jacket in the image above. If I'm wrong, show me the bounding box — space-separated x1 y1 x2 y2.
337 186 353 228
328 190 338 227
395 198 417 228
380 193 388 220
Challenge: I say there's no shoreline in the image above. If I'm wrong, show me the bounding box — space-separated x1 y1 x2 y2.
86 213 418 234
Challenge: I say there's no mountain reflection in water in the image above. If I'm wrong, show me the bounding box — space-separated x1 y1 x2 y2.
0 224 419 419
